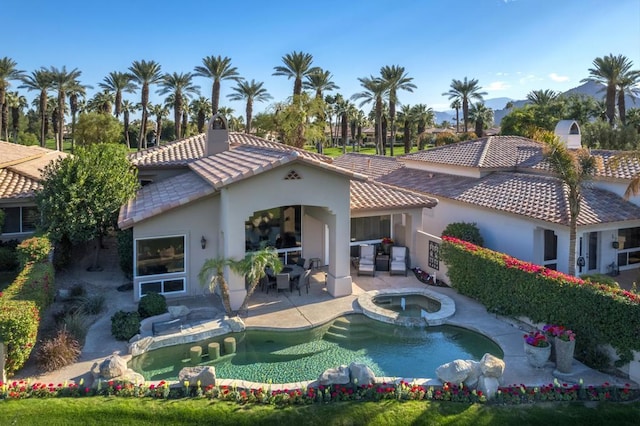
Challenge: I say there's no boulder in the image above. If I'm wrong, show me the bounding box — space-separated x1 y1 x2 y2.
349 362 376 386
168 305 190 318
480 353 505 378
225 317 245 333
463 360 482 388
435 359 474 384
477 375 500 400
129 336 154 356
318 365 350 386
99 354 128 379
118 370 145 384
178 366 216 387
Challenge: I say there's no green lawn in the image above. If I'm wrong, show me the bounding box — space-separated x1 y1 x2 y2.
315 145 421 158
1 398 639 425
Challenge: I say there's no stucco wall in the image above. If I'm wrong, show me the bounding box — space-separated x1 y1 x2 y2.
132 195 220 301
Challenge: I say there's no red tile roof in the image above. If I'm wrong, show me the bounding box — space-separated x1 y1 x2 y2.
350 180 437 212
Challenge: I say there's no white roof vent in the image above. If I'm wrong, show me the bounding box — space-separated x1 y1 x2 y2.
554 120 581 149
206 114 229 156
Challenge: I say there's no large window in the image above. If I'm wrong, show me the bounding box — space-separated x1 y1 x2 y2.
136 235 185 277
245 206 301 252
0 206 38 234
543 229 558 270
617 227 640 267
351 216 391 241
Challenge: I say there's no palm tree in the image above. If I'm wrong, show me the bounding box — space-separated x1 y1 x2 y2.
303 68 339 99
273 51 319 96
450 99 461 133
98 71 136 117
128 60 163 150
380 65 416 156
49 66 83 151
193 55 239 115
351 76 387 155
542 134 596 276
87 90 114 114
442 77 487 133
157 72 200 140
412 103 435 136
398 104 416 153
526 89 559 107
227 79 272 134
68 85 88 152
5 91 26 143
468 102 494 138
120 100 137 148
581 54 635 127
190 96 212 133
0 57 25 141
148 103 169 145
616 69 640 125
198 257 234 316
19 68 53 147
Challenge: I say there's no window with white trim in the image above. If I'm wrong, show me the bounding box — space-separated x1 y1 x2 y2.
135 235 186 296
0 206 38 234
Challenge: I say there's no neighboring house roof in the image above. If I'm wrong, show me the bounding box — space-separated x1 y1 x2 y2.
333 153 405 179
399 135 542 169
379 167 640 226
0 141 67 201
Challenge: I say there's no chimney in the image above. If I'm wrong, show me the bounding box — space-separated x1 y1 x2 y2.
554 120 581 149
206 114 229 156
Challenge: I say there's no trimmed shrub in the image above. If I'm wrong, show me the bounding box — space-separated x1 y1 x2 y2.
0 300 40 375
1 262 56 310
138 292 167 319
0 247 19 271
36 328 81 372
442 222 484 246
440 236 640 366
111 310 140 341
581 273 619 288
117 228 133 278
16 236 52 267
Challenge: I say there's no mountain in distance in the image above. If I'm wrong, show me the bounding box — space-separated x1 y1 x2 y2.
434 81 639 126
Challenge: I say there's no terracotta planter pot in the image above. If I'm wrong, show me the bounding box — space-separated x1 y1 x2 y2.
524 342 551 368
381 243 392 255
554 337 576 373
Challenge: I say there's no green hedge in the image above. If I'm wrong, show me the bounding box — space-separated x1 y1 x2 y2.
0 259 55 376
16 236 53 268
440 236 640 365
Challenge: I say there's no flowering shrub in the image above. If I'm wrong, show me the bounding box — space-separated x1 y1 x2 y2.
543 324 576 342
524 331 549 347
440 236 640 365
381 237 394 245
16 236 52 268
0 379 636 405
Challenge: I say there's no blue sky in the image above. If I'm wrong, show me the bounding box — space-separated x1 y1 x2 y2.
4 0 640 118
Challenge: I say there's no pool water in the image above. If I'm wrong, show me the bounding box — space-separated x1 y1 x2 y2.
373 294 441 317
129 314 503 384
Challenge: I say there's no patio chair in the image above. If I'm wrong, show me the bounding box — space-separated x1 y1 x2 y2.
296 257 307 268
294 269 312 295
358 245 375 276
276 273 291 293
389 246 408 276
261 273 276 293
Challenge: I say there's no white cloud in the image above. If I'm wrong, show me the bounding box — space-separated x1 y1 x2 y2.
496 72 509 77
485 81 510 91
549 73 570 82
519 74 541 84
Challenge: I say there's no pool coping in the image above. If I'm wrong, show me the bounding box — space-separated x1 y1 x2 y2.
357 287 456 326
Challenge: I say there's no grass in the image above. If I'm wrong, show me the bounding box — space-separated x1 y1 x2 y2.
315 145 422 158
1 398 639 425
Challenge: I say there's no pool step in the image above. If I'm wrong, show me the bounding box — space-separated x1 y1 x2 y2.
324 315 376 342
323 330 373 342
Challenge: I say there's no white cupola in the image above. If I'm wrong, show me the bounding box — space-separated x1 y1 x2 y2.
554 120 581 149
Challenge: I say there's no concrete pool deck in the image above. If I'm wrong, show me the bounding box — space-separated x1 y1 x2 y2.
13 255 636 391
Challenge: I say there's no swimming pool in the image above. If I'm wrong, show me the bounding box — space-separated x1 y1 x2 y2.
129 314 503 384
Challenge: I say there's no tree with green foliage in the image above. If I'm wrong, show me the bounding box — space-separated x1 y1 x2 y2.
468 102 493 138
581 54 636 127
35 144 139 270
273 51 319 97
274 93 325 148
541 132 596 276
227 79 272 134
380 65 416 156
75 112 123 145
49 66 84 151
442 77 487 133
582 120 639 150
157 72 200 140
351 76 387 155
19 68 53 147
303 68 339 99
442 222 484 246
128 60 163 150
99 71 136 118
194 55 239 115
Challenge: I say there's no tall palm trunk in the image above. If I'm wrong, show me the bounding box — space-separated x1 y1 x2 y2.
139 83 149 150
212 80 220 115
57 91 65 151
245 102 253 134
114 91 122 118
455 106 460 133
462 99 469 133
123 110 130 148
70 93 78 153
1 104 8 141
197 110 205 133
174 96 182 140
605 83 616 127
11 105 19 143
375 99 383 155
404 118 411 153
618 90 627 125
389 100 396 156
39 92 47 147
293 77 302 96
341 111 348 154
568 188 580 276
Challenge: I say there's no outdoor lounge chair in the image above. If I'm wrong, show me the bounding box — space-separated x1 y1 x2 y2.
389 246 408 276
276 273 291 293
358 245 375 276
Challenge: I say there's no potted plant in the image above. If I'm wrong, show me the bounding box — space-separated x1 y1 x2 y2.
544 324 576 373
381 237 394 254
523 330 551 368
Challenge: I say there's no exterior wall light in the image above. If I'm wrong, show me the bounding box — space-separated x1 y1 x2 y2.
201 235 207 250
